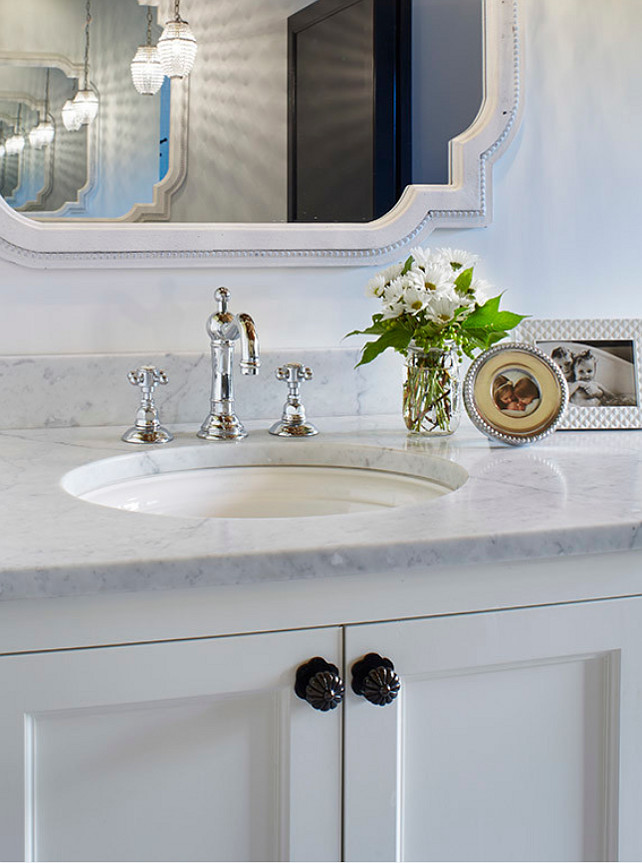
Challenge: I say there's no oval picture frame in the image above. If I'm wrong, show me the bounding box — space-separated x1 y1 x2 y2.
464 343 569 446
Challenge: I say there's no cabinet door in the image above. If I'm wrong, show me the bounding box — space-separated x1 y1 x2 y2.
0 627 342 863
345 598 642 862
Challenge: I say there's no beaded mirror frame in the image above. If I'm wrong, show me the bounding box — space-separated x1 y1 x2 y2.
0 0 520 270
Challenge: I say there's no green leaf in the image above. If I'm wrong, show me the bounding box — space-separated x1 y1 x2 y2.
355 326 414 366
454 267 473 294
401 255 415 275
461 295 501 327
344 320 387 339
461 296 527 333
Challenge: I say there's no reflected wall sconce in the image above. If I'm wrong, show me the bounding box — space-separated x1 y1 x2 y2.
131 6 165 95
158 0 197 79
29 69 55 149
71 0 99 126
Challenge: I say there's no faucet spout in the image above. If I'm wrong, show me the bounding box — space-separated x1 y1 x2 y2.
238 313 260 375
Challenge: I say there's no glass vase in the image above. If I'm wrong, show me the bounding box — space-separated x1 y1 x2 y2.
403 344 462 436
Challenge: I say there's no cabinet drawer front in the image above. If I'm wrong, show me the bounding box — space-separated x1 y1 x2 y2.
0 627 342 863
345 597 642 862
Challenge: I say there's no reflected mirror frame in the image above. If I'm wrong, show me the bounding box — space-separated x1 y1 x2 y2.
0 0 520 270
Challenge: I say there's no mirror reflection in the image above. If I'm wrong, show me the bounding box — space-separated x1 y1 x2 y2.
0 65 89 214
0 0 482 223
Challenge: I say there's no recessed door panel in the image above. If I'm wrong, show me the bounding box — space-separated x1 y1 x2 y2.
0 627 342 863
345 598 642 862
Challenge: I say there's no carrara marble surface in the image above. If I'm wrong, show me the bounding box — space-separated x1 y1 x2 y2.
1 414 642 602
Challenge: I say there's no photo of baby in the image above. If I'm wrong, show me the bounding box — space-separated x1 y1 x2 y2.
492 370 541 416
540 340 638 408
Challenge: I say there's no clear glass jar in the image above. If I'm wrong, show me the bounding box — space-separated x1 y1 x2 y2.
402 344 462 435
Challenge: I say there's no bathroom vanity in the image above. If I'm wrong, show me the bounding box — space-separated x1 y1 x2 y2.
1 413 642 862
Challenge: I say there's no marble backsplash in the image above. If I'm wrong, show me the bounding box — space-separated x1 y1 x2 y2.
0 347 403 429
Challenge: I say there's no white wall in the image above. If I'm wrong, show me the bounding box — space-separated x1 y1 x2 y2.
0 0 641 356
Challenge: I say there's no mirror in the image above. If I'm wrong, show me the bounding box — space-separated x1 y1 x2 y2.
0 65 89 215
0 0 520 268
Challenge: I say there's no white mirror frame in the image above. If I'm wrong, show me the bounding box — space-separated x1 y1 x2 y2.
0 0 520 270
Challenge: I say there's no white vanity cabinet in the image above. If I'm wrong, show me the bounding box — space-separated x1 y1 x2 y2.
2 593 642 863
0 627 343 863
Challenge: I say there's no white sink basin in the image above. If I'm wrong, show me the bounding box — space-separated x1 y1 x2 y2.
62 442 467 520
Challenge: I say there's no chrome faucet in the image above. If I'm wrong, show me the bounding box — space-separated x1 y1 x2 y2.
198 287 260 441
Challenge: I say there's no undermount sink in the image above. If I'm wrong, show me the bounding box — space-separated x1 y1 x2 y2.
62 441 467 520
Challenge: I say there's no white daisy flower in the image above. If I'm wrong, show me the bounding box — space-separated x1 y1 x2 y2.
403 268 427 291
382 275 410 305
434 247 479 272
401 284 428 314
424 291 462 325
420 262 455 294
365 273 387 298
407 246 435 268
380 298 406 320
380 261 405 283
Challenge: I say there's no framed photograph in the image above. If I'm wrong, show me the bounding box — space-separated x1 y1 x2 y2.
517 319 642 430
463 343 569 446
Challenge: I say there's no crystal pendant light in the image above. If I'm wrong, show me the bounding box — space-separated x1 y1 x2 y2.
5 106 25 155
62 98 82 132
72 0 99 126
131 6 165 95
29 69 55 149
158 0 197 79
29 120 55 149
5 134 25 155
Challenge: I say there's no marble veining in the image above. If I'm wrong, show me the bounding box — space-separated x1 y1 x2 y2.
0 348 402 430
1 414 642 601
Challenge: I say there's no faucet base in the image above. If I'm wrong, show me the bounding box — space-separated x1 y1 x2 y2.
198 413 248 441
122 425 174 445
269 420 319 437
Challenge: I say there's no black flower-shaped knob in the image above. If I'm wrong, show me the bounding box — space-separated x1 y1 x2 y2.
294 657 345 712
351 653 400 706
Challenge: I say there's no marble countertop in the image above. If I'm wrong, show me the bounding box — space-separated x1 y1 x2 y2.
2 414 642 602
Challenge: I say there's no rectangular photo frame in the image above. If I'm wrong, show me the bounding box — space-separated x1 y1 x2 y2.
517 319 642 430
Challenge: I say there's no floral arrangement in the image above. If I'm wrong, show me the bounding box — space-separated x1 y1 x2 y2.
348 247 526 434
348 247 525 365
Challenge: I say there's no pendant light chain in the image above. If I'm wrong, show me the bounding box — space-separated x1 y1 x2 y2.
174 0 183 23
44 68 50 117
83 0 92 90
146 6 153 46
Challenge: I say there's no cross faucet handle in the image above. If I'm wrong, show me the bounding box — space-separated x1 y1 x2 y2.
275 362 313 386
122 365 173 445
127 365 169 393
270 363 318 437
